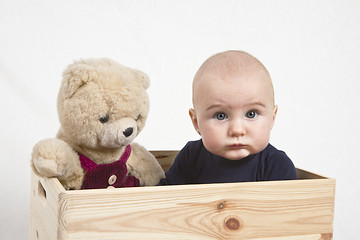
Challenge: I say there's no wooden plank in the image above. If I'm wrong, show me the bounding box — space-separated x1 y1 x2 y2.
296 168 328 180
253 233 332 240
30 151 335 240
57 179 335 240
29 172 66 240
30 174 58 240
151 150 178 171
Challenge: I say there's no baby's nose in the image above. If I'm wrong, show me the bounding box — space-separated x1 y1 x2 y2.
229 120 246 137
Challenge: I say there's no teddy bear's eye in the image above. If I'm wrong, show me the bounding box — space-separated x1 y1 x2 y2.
135 114 141 121
99 114 109 123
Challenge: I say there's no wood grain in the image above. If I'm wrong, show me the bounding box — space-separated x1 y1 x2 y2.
56 179 334 239
29 151 335 240
29 172 65 240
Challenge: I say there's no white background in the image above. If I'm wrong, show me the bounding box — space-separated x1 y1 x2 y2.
1 0 359 239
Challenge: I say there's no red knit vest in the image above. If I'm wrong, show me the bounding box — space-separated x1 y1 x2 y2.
79 145 140 189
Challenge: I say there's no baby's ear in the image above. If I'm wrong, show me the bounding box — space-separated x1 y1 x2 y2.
134 69 150 89
271 105 278 129
273 105 278 120
61 61 97 98
189 108 201 135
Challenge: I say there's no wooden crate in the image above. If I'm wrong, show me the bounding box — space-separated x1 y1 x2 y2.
29 151 335 240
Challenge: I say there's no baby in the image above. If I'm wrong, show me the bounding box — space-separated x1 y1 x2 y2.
159 50 297 185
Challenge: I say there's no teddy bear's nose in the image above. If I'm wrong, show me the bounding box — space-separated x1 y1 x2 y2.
123 127 133 137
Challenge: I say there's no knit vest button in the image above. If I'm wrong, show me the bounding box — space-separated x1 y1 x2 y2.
108 175 117 185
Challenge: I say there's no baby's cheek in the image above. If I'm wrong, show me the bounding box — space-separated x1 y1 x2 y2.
202 137 216 152
253 130 271 150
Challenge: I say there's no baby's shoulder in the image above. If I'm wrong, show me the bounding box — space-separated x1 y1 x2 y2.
175 139 205 164
260 144 297 180
261 144 291 164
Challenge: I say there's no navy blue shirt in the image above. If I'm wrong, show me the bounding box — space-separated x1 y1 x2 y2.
159 139 297 185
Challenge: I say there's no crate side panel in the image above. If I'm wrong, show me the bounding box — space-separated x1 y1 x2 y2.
29 172 63 240
253 233 332 240
59 179 335 240
151 150 178 171
296 168 328 179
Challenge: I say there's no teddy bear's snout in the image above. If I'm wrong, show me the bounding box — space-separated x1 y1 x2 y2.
123 127 133 137
98 117 138 148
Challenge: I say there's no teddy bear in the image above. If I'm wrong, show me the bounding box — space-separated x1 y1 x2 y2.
31 58 165 190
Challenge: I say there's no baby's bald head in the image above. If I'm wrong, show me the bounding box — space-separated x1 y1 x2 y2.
192 50 274 108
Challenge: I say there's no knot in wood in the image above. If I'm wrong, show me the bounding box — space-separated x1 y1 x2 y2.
224 216 241 231
217 201 226 210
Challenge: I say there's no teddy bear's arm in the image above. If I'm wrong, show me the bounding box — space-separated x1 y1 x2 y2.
126 142 165 186
31 138 83 189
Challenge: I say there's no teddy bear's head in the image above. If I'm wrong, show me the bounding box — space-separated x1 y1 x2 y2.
57 58 150 149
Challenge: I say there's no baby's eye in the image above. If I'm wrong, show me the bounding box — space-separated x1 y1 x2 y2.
245 110 257 119
215 112 227 120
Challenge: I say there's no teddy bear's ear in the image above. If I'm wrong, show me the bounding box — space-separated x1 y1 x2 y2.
134 70 150 90
61 62 97 98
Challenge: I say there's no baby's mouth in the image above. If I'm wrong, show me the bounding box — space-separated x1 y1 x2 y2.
228 143 247 149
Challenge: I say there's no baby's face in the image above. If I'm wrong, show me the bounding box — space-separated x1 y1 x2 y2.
190 69 277 160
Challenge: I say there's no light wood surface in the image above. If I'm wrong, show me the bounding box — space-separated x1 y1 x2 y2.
29 151 335 240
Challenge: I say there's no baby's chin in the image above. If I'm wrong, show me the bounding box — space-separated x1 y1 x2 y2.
217 149 252 161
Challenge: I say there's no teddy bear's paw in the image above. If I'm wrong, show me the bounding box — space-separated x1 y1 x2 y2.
126 142 165 186
31 138 81 178
33 156 66 177
60 172 84 190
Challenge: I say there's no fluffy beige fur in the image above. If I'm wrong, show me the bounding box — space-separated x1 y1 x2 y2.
31 58 165 190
